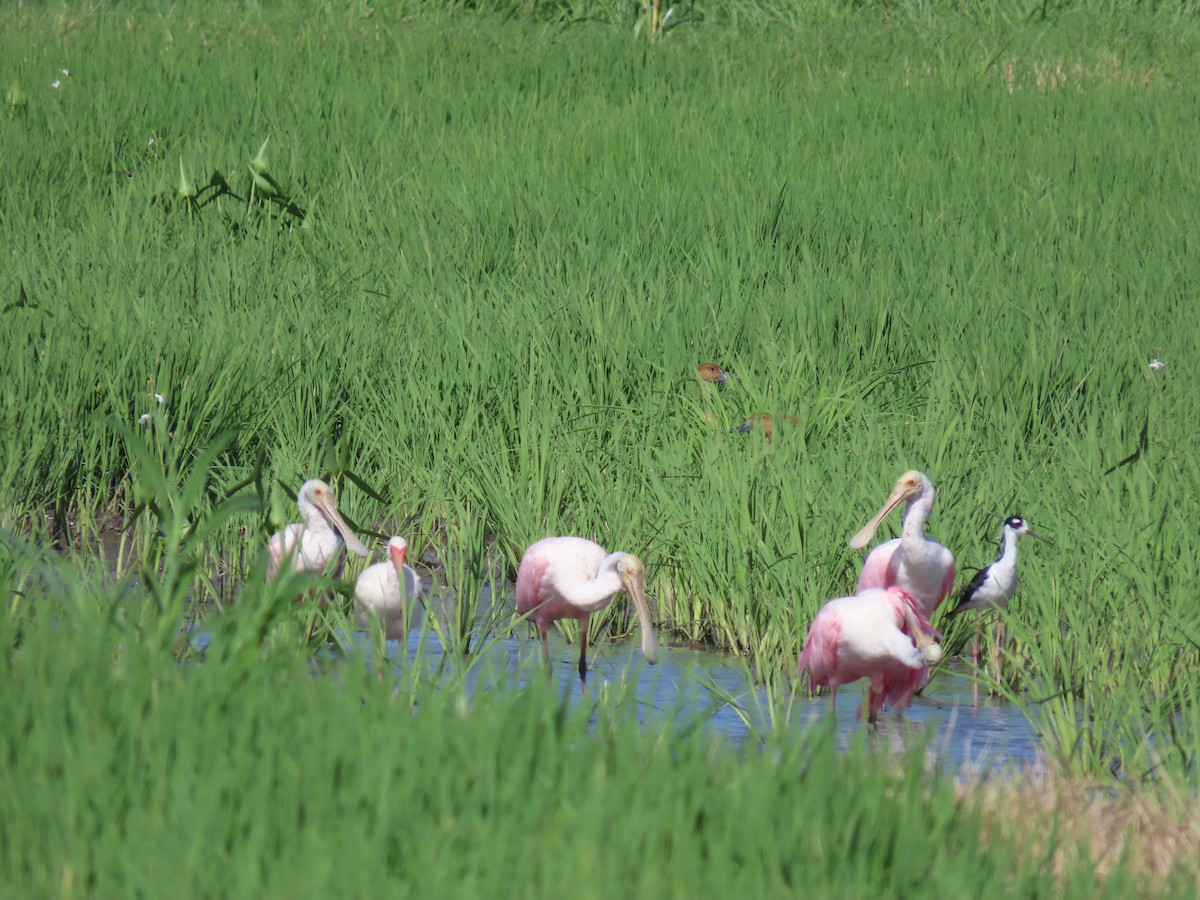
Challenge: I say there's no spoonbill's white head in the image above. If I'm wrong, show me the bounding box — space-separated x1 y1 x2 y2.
297 480 369 557
849 470 932 550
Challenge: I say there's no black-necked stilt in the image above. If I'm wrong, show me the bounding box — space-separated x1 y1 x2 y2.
947 516 1042 669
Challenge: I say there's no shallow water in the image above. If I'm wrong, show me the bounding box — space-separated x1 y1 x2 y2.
174 570 1042 773
352 606 1044 775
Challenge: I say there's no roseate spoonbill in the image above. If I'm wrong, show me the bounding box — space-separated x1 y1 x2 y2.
799 586 943 725
946 516 1042 669
514 536 659 690
267 479 369 577
354 536 422 640
851 470 956 622
730 412 802 443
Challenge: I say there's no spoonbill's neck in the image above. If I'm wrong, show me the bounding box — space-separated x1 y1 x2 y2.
901 485 935 541
298 498 337 537
561 554 627 609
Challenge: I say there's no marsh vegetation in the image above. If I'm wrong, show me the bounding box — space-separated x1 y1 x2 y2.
3 0 1199 893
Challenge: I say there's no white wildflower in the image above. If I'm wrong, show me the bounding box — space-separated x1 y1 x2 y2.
51 80 61 90
154 392 166 405
138 413 152 425
1148 358 1165 371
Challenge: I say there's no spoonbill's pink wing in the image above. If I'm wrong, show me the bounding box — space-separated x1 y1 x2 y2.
855 538 899 593
799 609 842 690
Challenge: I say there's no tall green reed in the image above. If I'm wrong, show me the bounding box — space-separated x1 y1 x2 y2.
3 1 1200 787
0 563 1149 897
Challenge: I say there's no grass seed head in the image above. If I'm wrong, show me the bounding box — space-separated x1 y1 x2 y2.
177 157 197 199
7 75 26 108
249 135 270 175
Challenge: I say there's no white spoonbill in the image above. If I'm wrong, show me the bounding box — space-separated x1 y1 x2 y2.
514 536 659 690
852 470 956 622
799 586 943 725
946 516 1042 670
267 479 369 577
354 536 422 640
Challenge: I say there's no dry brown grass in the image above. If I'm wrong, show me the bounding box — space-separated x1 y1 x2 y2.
962 769 1200 895
996 53 1167 94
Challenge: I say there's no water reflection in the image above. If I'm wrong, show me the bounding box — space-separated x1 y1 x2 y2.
354 617 1043 775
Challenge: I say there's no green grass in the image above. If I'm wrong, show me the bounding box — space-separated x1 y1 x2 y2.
0 560 1152 897
2 0 1200 813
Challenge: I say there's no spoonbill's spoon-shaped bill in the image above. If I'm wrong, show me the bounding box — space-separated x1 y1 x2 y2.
849 470 927 551
268 479 369 576
514 537 659 690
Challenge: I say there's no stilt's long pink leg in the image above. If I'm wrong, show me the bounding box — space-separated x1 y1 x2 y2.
972 611 982 667
992 619 1004 687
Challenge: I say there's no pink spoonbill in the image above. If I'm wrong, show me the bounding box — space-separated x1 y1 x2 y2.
354 536 422 640
852 470 956 622
799 586 943 725
267 479 370 578
514 536 659 690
